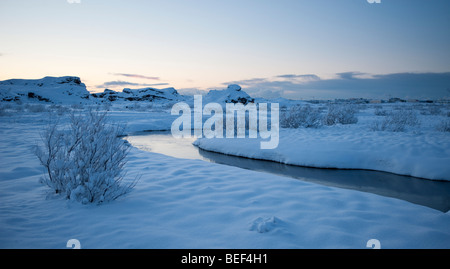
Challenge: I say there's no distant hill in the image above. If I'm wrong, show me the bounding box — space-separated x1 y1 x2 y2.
0 76 90 104
0 76 258 106
203 84 254 105
91 87 184 103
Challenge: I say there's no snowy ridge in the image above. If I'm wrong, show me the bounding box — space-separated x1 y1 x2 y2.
0 77 257 106
0 76 187 105
91 87 184 103
203 84 254 104
0 76 255 104
0 76 90 104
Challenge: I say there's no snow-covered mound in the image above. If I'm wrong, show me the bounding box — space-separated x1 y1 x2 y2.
203 84 254 104
0 77 254 107
0 76 90 104
0 76 185 105
91 87 183 103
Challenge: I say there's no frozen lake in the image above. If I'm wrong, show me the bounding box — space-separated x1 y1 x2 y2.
126 131 450 213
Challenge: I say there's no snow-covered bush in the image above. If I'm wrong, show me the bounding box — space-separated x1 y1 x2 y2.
280 104 323 128
374 106 388 116
371 109 420 132
70 103 85 110
126 102 153 111
1 103 14 110
436 118 450 132
323 104 358 125
0 104 9 116
34 110 137 204
0 103 25 116
25 104 47 113
102 101 112 111
49 104 71 115
420 104 442 116
12 103 24 112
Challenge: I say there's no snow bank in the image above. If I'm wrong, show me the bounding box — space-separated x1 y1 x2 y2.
195 114 450 181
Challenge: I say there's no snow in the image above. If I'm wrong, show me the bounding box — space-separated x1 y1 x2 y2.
0 76 251 107
91 87 184 103
0 76 186 106
1 108 450 249
203 84 255 105
195 104 450 181
0 76 90 104
1 77 449 248
107 110 177 133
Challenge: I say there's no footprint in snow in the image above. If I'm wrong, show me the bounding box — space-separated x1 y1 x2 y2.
249 216 285 233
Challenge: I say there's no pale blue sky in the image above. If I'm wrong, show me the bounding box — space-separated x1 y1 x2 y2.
0 0 449 99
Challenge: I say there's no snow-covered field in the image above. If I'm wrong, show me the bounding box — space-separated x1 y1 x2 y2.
195 103 450 181
1 103 450 249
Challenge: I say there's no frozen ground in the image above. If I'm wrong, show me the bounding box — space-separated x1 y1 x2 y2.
0 105 450 249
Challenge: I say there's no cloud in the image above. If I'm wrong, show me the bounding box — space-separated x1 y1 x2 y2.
177 88 208 96
275 74 297 79
336 72 367 80
224 78 269 85
96 80 169 89
110 73 160 80
276 74 320 81
223 72 450 100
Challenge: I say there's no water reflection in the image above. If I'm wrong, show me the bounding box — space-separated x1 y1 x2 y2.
126 132 450 213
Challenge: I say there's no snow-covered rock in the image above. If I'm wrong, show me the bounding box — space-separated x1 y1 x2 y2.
91 87 183 103
0 76 255 107
0 76 186 105
0 76 90 104
203 84 254 104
